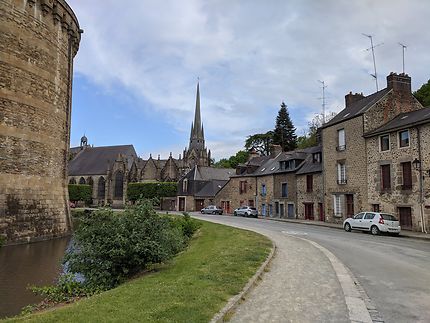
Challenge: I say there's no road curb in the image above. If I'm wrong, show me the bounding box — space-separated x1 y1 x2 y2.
262 216 430 241
210 240 277 323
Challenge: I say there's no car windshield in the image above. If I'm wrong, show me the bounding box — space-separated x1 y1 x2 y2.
381 213 397 221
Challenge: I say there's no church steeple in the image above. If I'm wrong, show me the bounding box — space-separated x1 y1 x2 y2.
189 82 205 150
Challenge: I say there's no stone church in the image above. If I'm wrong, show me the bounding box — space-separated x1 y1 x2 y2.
68 83 212 206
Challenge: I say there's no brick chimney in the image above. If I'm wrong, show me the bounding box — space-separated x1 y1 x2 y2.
247 148 259 161
270 144 283 155
345 92 365 108
387 72 411 94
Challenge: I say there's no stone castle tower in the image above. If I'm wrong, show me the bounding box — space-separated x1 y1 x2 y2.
182 82 211 169
0 0 81 244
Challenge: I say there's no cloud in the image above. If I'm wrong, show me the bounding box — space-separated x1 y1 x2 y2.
68 0 430 159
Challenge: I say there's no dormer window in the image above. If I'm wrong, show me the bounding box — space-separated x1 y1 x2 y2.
312 153 321 163
280 160 295 170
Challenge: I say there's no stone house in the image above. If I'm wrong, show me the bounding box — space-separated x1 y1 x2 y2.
176 166 235 212
295 147 324 221
321 73 425 228
363 107 430 231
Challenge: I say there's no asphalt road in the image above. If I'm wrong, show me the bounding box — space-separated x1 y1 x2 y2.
193 214 430 323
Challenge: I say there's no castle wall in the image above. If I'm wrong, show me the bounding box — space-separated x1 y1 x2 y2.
0 0 81 244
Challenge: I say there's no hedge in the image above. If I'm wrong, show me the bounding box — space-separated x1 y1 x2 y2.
68 184 92 203
127 182 177 202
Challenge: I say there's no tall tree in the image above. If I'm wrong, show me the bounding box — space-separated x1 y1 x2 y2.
273 102 297 151
413 79 430 107
297 112 337 149
245 131 274 156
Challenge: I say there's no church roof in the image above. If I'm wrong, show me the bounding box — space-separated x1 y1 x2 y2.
68 145 137 176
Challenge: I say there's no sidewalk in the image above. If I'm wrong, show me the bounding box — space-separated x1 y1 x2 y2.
260 216 430 241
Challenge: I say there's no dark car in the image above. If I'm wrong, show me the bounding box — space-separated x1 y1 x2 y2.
201 205 223 215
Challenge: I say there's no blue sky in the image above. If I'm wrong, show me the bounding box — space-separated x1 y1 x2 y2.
68 0 430 160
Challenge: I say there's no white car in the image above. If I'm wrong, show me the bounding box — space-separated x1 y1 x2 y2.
233 206 258 218
343 212 401 235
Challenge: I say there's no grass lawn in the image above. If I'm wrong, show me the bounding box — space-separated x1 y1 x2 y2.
9 220 271 323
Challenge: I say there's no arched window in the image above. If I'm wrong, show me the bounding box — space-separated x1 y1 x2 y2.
87 177 94 187
183 179 188 193
98 177 106 199
69 178 76 184
114 171 124 198
79 177 86 184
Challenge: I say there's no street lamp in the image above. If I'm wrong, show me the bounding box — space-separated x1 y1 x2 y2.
412 158 430 177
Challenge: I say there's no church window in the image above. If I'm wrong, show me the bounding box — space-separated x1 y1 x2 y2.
79 177 86 184
183 179 188 193
98 177 106 199
69 178 76 184
114 171 124 198
87 177 94 188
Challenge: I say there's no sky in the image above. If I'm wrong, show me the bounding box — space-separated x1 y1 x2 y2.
68 0 430 161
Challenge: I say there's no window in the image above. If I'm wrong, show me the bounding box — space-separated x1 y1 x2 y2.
364 213 375 220
401 162 412 190
69 178 76 184
333 195 342 216
98 177 106 199
337 129 346 151
114 171 124 198
306 175 313 192
79 177 86 184
182 179 188 193
380 134 390 151
313 153 321 163
353 212 364 220
337 162 347 184
239 181 247 194
380 164 391 191
262 204 266 216
399 130 410 148
261 184 267 196
372 204 380 212
280 160 295 170
281 183 288 197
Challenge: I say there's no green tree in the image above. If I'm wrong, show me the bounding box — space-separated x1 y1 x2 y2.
273 102 297 151
413 79 430 107
245 131 274 156
213 150 250 168
297 112 337 149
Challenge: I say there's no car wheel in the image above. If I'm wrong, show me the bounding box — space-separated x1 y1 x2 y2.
201 210 204 214
234 212 237 216
371 225 380 235
344 223 351 232
212 211 216 215
245 212 249 217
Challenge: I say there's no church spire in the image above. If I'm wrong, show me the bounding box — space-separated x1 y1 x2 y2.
191 81 203 140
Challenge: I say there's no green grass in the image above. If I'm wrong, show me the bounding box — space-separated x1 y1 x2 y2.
9 220 271 323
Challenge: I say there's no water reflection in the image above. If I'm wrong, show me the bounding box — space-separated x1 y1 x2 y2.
0 237 70 319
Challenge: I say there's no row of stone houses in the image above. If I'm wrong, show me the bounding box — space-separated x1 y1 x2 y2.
177 73 430 232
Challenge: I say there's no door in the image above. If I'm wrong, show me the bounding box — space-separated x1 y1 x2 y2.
178 197 185 211
195 199 204 211
363 212 376 230
398 207 412 230
287 203 295 218
318 203 324 221
345 194 354 218
304 203 314 220
351 212 365 229
262 204 266 216
221 201 230 214
280 204 285 218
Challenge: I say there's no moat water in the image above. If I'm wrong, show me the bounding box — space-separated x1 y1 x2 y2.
0 237 70 319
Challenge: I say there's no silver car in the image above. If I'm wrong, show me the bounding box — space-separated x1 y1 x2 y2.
343 212 401 235
234 206 258 218
200 205 223 215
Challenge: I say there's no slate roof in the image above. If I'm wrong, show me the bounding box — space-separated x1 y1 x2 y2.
195 180 229 197
322 88 390 128
364 107 430 137
193 166 235 181
68 145 137 176
69 146 82 157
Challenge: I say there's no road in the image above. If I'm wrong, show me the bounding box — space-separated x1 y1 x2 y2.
193 214 430 323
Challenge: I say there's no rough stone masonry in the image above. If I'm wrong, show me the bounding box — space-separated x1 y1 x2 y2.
0 0 81 244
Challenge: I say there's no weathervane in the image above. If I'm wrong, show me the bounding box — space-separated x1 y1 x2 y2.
363 33 383 91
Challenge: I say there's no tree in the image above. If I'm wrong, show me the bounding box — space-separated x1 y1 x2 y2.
245 131 274 156
213 150 250 168
273 102 297 151
297 112 337 149
413 80 430 107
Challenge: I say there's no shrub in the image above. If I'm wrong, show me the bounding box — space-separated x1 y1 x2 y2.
127 182 177 202
68 184 92 204
64 200 187 290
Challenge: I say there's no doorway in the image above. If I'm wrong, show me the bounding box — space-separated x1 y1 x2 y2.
345 194 354 218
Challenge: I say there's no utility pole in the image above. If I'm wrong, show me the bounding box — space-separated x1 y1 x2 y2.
318 80 327 124
363 34 383 92
399 43 407 74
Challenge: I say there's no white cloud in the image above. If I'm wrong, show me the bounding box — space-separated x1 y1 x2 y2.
68 0 430 159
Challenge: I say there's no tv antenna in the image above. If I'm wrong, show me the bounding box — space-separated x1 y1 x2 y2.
318 80 327 124
363 34 383 91
399 43 407 74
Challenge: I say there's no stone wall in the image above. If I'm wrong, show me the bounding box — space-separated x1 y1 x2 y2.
296 173 323 220
0 0 81 244
256 175 274 216
214 176 256 214
272 173 297 218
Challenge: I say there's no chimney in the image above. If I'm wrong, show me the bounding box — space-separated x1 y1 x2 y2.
269 144 283 155
387 72 411 94
247 148 259 161
345 91 365 108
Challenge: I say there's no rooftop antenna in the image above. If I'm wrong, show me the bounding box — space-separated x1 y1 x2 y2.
362 33 383 91
318 80 327 124
399 42 407 74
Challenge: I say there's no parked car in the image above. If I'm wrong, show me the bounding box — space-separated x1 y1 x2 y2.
234 206 258 218
201 205 223 215
343 212 401 235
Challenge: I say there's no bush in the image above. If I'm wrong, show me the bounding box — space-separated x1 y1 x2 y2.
68 184 92 204
64 200 188 290
127 182 177 202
